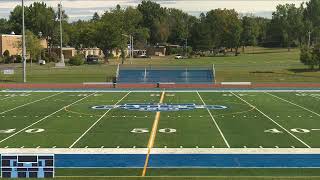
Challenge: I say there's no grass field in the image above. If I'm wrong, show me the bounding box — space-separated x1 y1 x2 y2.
0 90 320 179
1 47 320 83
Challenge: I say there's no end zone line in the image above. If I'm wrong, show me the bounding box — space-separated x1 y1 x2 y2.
231 92 311 148
266 92 320 117
69 92 131 148
142 91 166 177
0 93 96 144
197 91 230 148
0 92 63 115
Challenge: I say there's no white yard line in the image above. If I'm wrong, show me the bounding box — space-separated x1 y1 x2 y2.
0 93 96 144
0 92 63 115
69 92 131 148
231 92 311 148
197 91 230 148
0 96 17 101
266 92 320 117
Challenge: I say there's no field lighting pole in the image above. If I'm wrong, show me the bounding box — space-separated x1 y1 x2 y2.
308 31 312 48
121 34 133 64
59 0 64 65
22 0 27 83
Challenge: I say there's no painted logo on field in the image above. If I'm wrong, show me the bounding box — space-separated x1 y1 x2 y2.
91 103 227 112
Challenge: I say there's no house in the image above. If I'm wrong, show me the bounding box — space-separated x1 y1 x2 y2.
51 47 76 60
147 45 166 56
0 34 47 56
78 47 104 58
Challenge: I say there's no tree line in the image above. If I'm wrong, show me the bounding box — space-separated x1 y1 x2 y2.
0 0 320 68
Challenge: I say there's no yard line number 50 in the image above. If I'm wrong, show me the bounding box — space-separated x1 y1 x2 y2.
131 128 176 134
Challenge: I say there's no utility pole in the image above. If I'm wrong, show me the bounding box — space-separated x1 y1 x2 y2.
22 0 27 83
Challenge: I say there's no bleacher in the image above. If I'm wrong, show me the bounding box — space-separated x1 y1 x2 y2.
117 65 215 84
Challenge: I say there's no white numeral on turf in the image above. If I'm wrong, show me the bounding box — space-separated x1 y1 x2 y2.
131 128 149 133
158 128 176 133
265 128 314 134
0 128 45 134
291 128 310 133
25 128 45 133
0 129 16 133
264 128 283 134
131 128 177 134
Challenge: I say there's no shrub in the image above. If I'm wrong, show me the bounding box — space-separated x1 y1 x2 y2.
14 55 22 63
69 55 84 66
0 56 3 63
3 50 10 57
49 52 59 62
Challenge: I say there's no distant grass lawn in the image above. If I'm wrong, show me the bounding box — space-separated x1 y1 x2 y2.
0 47 319 83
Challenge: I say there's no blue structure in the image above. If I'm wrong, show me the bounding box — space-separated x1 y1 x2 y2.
1 153 320 178
54 154 320 168
1 155 54 178
117 66 215 84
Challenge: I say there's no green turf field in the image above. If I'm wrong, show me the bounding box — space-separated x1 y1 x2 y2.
0 90 320 148
1 90 320 180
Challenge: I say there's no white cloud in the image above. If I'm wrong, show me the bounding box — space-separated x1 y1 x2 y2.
0 0 307 21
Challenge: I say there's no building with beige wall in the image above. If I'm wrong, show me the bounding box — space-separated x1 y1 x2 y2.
0 34 22 56
0 34 48 57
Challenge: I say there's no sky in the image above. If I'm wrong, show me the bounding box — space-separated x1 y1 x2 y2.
0 0 307 21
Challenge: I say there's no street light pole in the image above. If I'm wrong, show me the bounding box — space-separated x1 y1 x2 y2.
22 0 27 83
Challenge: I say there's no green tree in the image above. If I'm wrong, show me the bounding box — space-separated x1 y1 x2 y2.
300 46 316 69
189 14 212 51
271 4 304 51
167 9 191 45
0 18 10 34
313 44 320 69
138 0 169 44
24 31 43 65
304 0 320 45
241 16 259 52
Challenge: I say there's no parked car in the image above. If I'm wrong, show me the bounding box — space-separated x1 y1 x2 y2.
39 60 46 65
175 54 183 59
138 54 149 58
86 55 99 64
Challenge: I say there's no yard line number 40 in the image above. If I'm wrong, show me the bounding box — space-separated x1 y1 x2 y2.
265 128 320 134
0 128 44 134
